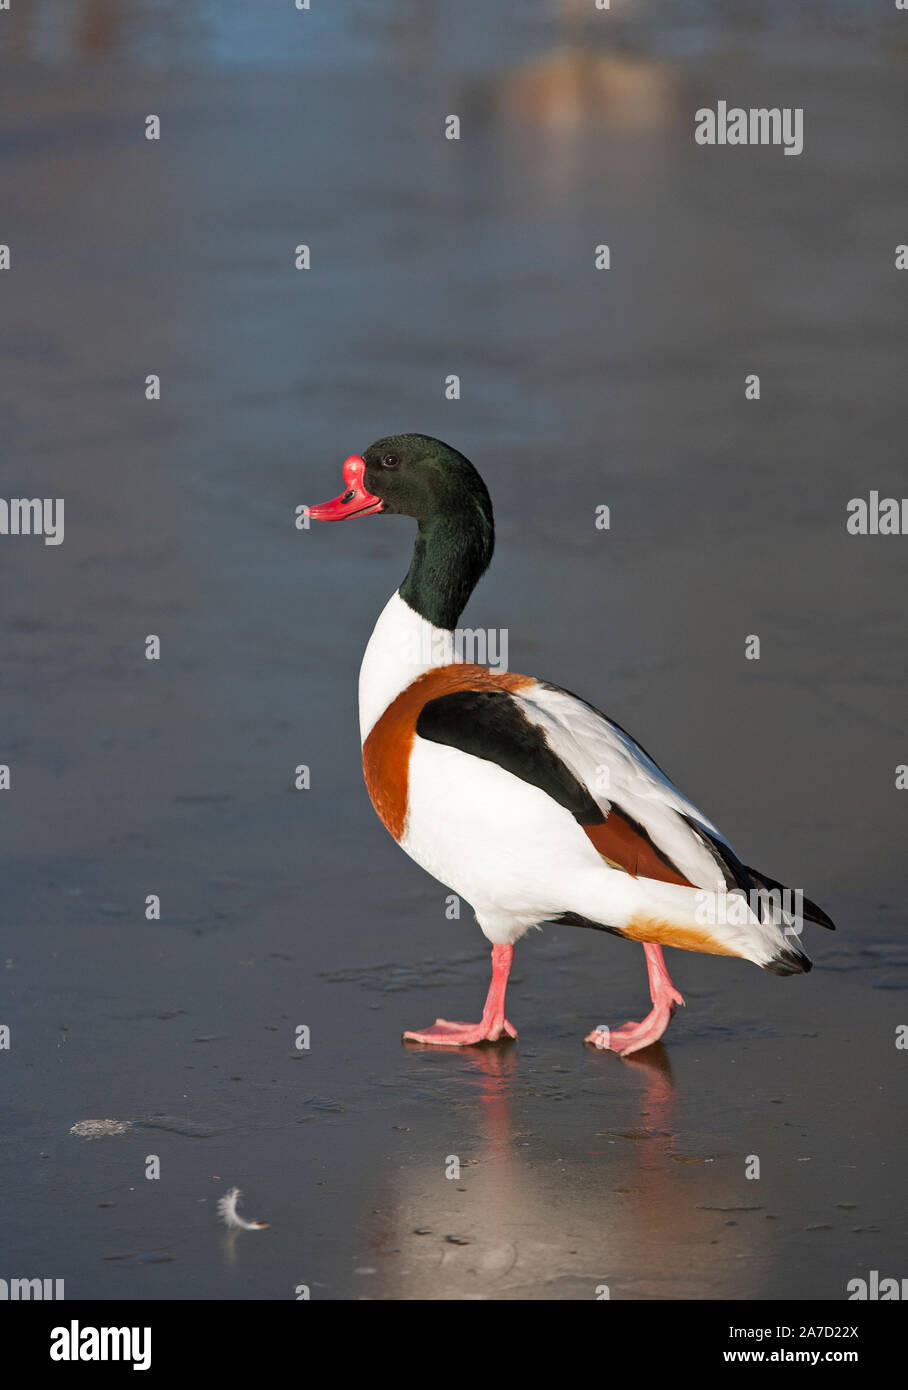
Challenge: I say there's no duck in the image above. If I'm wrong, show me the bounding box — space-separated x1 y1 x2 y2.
309 433 835 1055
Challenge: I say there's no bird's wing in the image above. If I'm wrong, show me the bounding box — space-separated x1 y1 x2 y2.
415 677 748 892
514 679 754 890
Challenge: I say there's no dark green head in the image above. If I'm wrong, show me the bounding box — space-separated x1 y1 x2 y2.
310 433 495 629
360 433 492 529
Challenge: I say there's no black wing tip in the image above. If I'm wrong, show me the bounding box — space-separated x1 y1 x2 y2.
802 897 837 932
763 945 812 977
744 865 837 932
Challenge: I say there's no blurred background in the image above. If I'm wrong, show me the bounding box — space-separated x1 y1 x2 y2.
1 0 906 1300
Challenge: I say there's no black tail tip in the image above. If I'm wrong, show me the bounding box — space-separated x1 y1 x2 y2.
764 946 812 977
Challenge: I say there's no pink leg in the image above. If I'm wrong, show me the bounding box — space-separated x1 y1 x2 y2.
403 944 518 1046
585 943 684 1057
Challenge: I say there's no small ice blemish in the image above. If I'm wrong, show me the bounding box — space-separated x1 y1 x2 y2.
70 1119 133 1138
217 1186 269 1231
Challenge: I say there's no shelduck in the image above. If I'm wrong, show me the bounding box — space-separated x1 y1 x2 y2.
309 434 834 1055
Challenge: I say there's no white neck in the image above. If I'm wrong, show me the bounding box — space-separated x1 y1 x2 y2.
358 590 454 742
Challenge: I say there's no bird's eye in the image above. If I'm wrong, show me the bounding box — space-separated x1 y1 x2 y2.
381 453 401 469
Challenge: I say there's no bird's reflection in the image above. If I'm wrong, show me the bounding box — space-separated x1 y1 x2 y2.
621 1040 676 1090
354 1032 770 1300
